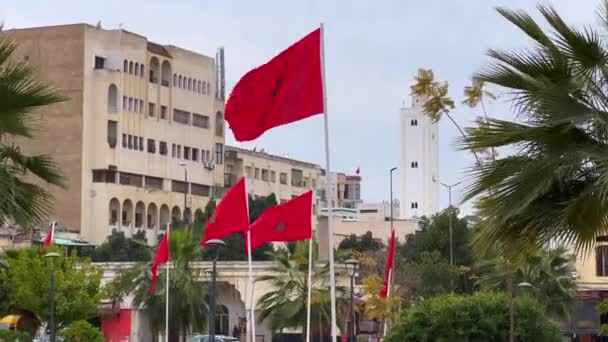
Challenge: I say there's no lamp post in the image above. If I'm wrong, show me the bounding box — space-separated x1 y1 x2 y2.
439 181 462 266
205 239 225 342
389 167 397 293
509 281 534 342
179 161 189 224
345 259 360 342
45 252 60 342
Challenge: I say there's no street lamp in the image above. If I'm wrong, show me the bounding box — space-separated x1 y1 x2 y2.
178 161 189 224
205 239 225 342
389 167 397 293
438 180 462 266
344 259 360 342
45 252 60 342
509 281 535 342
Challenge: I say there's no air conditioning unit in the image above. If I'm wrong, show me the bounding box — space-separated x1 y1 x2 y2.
204 162 215 171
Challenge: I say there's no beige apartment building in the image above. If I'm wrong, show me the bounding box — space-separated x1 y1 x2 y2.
7 24 226 244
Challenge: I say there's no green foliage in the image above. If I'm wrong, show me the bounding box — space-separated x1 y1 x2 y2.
386 292 561 342
2 247 102 327
0 29 66 230
0 329 30 341
404 251 459 299
597 299 608 335
337 231 383 254
91 229 151 262
461 1 608 253
60 320 103 342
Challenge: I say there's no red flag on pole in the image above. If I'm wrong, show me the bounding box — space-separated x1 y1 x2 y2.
202 177 250 245
247 191 313 254
355 167 360 176
42 222 55 249
380 230 396 298
225 29 323 142
150 232 169 293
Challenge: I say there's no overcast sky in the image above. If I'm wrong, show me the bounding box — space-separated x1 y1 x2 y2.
1 0 599 214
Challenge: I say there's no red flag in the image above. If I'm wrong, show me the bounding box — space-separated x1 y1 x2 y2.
202 177 250 245
150 232 169 293
247 191 313 254
42 222 55 249
226 28 324 142
380 230 396 298
355 167 360 176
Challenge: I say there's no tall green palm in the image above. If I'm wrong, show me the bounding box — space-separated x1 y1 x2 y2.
0 29 65 229
130 228 208 342
256 241 346 340
476 246 576 319
461 1 608 253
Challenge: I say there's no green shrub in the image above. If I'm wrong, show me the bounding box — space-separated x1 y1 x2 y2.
386 292 561 342
0 329 30 341
60 320 103 342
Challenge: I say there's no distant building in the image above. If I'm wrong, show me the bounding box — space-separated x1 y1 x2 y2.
400 95 439 218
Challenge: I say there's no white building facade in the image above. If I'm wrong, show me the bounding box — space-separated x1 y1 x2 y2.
399 95 439 218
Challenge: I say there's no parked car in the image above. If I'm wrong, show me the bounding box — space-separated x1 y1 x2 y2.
189 335 239 342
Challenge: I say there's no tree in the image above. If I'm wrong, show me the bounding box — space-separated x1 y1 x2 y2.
476 246 576 320
386 292 562 342
60 320 103 342
337 231 383 254
357 274 402 337
461 1 608 253
91 229 151 262
256 241 346 340
2 247 102 329
0 29 65 229
131 228 207 342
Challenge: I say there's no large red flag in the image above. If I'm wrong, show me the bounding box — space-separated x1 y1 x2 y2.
42 222 55 249
202 177 250 245
247 191 313 254
380 230 396 298
225 28 324 142
150 232 169 293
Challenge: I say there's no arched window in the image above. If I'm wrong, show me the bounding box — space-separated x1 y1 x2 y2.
202 81 206 94
215 305 229 336
147 203 158 230
215 111 224 137
178 75 183 88
107 84 118 112
122 199 134 227
173 74 177 87
123 60 128 72
192 79 197 92
206 82 211 95
140 64 145 78
109 198 120 226
161 61 171 87
197 81 202 93
159 205 170 231
149 57 160 84
129 61 134 74
134 63 139 76
188 78 192 90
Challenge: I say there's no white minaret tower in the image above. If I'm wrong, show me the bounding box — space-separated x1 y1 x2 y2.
399 95 439 218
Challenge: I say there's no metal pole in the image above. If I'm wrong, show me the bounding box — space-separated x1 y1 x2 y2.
49 260 56 342
320 23 338 341
247 231 256 342
184 167 188 224
448 186 453 266
306 236 313 342
349 275 355 342
509 278 514 342
210 256 218 342
165 229 170 342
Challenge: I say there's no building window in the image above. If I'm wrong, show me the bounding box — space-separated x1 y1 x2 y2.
280 172 288 185
206 82 211 95
173 74 177 87
149 103 156 117
197 81 202 93
270 171 276 183
411 161 418 168
597 245 608 276
411 202 418 209
215 112 224 137
122 134 127 148
107 121 117 148
245 166 253 178
184 147 191 160
171 180 188 194
215 143 224 164
160 105 167 119
172 144 176 158
261 169 269 181
192 148 199 162
140 64 145 78
107 84 118 112
134 99 139 113
145 176 163 190
128 135 133 149
188 78 192 90
160 141 168 156
254 168 260 180
134 63 139 76
94 56 105 69
139 137 144 151
192 113 209 128
147 139 156 154
149 57 159 83
93 169 116 183
123 96 127 111
411 119 418 126
123 60 128 72
178 75 183 88
202 81 207 95
129 61 134 74
173 109 190 125
133 135 138 150
161 61 171 87
177 145 182 159
191 183 211 197
119 172 143 187
128 97 133 112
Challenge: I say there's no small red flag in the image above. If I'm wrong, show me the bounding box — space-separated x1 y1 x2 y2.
380 230 396 298
355 167 360 176
247 191 313 254
226 28 324 142
150 232 169 293
42 222 55 249
202 177 250 245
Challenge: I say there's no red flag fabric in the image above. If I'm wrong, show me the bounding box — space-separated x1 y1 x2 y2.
225 28 324 142
247 191 313 254
380 230 396 298
150 232 169 293
202 177 250 245
355 167 360 175
42 222 55 249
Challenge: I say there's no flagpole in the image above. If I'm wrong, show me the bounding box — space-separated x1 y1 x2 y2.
247 230 256 342
306 233 313 342
383 269 391 337
165 225 170 342
320 22 338 341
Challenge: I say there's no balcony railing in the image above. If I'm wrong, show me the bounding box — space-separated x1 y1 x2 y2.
161 80 170 87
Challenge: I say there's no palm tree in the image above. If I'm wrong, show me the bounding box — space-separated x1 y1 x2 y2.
463 79 498 161
130 228 208 342
476 246 576 320
256 241 346 341
461 1 608 253
0 29 65 229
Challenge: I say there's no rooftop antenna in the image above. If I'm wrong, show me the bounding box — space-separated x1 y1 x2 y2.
96 21 102 29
